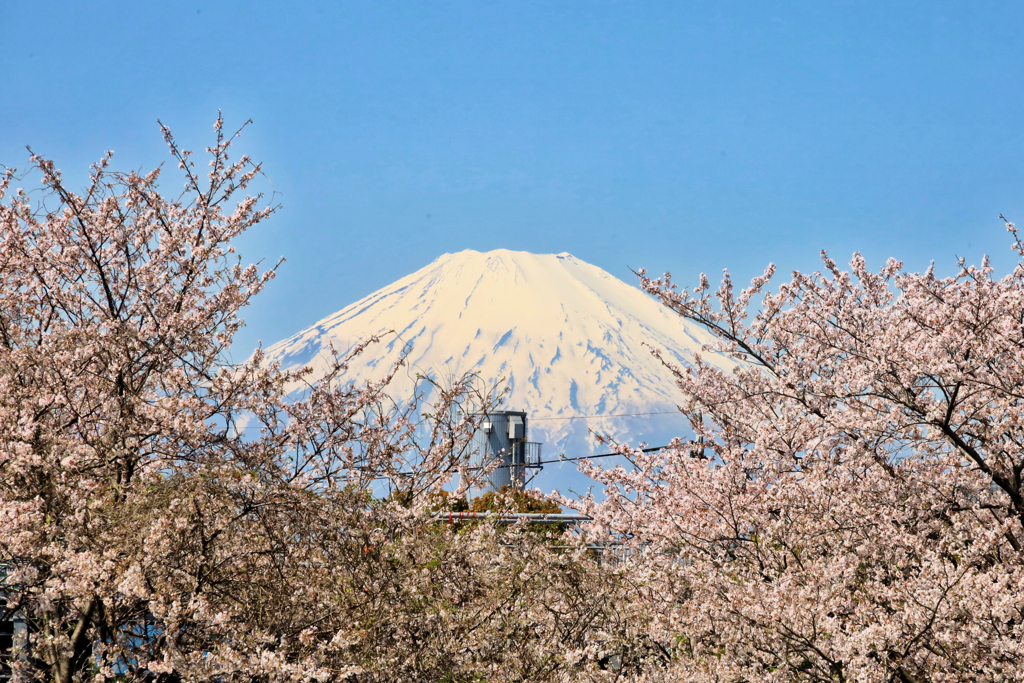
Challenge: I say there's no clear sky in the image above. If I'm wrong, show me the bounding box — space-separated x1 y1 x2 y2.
2 1 1023 356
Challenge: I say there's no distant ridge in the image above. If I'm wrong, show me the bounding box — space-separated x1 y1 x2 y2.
264 250 735 479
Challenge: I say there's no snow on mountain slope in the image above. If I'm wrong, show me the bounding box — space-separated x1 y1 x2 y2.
263 249 736 474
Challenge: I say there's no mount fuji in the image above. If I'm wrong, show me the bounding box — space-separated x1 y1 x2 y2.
263 250 736 492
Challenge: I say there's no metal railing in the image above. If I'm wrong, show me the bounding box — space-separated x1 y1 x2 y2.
523 442 542 467
432 512 591 525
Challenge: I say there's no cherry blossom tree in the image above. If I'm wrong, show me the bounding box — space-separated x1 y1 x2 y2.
578 232 1024 681
0 118 634 683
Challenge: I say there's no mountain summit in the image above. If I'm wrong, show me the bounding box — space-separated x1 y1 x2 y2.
264 249 734 471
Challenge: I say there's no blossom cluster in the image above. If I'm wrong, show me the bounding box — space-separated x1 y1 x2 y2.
576 235 1024 681
0 119 634 683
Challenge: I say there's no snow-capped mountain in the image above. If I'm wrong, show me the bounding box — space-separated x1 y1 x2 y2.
263 249 735 491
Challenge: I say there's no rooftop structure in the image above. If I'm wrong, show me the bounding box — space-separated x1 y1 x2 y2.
467 410 543 501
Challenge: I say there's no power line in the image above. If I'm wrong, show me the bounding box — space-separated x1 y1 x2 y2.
232 410 685 430
462 444 703 470
357 445 678 481
529 411 682 421
534 445 670 466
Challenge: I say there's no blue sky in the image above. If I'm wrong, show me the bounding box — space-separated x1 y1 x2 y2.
2 1 1023 356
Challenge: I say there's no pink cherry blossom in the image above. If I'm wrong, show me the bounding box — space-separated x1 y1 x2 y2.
577 227 1024 681
0 117 638 683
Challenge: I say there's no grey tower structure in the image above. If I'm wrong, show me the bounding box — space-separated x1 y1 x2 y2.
467 410 543 501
